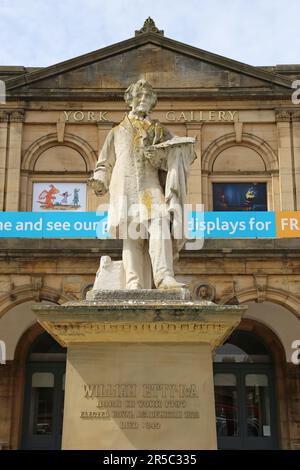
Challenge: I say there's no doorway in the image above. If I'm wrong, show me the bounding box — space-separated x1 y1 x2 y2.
21 332 66 450
213 330 278 449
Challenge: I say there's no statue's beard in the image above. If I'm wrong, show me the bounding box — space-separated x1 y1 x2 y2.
133 104 150 116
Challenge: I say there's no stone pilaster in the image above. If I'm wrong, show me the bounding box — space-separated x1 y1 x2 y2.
275 110 295 210
291 111 300 210
0 111 9 211
0 361 14 450
186 123 202 209
287 363 300 449
5 110 24 211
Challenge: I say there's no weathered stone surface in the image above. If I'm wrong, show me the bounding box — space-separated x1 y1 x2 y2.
33 300 246 348
88 256 125 292
33 298 245 450
62 342 217 450
86 287 191 302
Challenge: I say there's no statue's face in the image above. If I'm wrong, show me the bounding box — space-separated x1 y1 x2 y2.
131 88 154 116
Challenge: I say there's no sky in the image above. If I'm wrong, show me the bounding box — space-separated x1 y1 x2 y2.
0 0 299 68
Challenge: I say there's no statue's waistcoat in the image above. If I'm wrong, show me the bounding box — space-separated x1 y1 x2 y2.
110 115 167 222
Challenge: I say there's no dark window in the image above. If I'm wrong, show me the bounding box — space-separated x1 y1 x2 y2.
213 183 267 211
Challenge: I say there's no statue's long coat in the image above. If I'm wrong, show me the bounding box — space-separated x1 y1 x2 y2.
94 114 171 230
93 113 196 258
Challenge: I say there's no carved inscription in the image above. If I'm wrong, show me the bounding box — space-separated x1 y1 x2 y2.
80 383 200 431
62 110 239 123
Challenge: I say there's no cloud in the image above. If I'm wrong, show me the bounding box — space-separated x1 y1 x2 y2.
0 0 299 67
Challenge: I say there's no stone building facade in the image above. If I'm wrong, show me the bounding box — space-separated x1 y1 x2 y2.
0 20 300 449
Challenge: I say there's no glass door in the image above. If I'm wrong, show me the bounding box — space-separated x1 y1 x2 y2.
213 330 278 449
21 332 66 450
214 365 277 449
22 363 65 449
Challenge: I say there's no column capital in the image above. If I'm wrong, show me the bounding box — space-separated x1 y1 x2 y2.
275 109 291 122
291 110 300 122
185 122 203 131
9 110 25 123
0 110 9 122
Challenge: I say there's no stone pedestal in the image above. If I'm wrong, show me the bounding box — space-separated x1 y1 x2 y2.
33 290 247 450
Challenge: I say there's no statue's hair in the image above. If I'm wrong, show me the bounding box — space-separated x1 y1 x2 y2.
124 79 157 110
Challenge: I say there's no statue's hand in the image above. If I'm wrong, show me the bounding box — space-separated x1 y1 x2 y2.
144 147 161 169
88 177 107 196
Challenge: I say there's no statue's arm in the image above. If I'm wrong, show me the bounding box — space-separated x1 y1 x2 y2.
90 129 116 196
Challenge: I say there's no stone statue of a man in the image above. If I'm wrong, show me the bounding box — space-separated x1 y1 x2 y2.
90 79 196 290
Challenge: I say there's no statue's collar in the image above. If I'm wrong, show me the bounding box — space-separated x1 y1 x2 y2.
128 111 151 124
119 114 152 134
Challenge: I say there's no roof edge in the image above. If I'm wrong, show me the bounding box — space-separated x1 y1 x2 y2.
5 33 293 91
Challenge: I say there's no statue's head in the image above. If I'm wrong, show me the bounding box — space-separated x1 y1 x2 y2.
124 79 157 116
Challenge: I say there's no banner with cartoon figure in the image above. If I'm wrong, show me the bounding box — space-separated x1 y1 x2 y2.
32 182 86 212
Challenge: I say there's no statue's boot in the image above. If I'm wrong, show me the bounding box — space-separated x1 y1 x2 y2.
157 276 186 290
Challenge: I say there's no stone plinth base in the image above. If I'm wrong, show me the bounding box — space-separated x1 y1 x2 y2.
33 293 246 450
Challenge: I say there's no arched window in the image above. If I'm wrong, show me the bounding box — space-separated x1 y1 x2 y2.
20 133 98 211
201 133 278 211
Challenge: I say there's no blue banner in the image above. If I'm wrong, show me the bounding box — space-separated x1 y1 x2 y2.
0 211 277 239
188 211 276 238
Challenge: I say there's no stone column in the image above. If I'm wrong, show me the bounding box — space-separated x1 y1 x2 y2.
286 363 300 449
5 110 24 212
0 111 9 211
0 361 14 450
276 110 295 211
291 111 300 211
186 123 202 209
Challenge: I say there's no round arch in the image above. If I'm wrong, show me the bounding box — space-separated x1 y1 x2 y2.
219 317 289 449
0 285 75 320
10 322 45 449
202 132 278 173
22 132 97 172
220 287 300 321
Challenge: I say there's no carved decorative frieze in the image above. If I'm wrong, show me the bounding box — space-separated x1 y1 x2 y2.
0 110 9 122
291 111 300 122
33 301 246 349
9 110 25 123
41 319 238 350
275 109 291 122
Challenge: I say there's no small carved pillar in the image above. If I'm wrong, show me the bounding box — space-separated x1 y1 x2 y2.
0 111 9 210
291 111 300 210
275 110 295 210
5 110 25 211
186 123 202 209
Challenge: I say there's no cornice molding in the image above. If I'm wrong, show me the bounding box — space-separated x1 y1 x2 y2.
5 33 292 92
